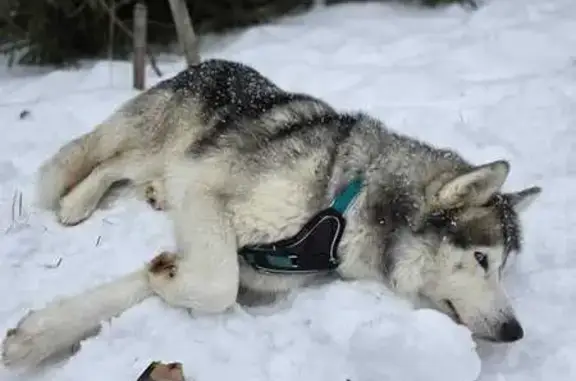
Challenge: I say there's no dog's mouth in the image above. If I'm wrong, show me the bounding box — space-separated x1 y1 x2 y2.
443 299 463 325
441 300 521 343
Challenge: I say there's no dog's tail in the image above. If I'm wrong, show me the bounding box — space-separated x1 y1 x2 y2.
2 268 154 368
36 118 125 210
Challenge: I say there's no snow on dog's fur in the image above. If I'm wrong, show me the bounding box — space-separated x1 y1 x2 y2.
2 59 541 368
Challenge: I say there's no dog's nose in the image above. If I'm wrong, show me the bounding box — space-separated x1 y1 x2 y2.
498 319 524 342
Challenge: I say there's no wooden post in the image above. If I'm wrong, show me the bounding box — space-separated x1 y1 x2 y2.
108 0 115 61
167 0 200 67
133 2 147 90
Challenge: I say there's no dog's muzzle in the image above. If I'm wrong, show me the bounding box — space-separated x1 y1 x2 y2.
497 318 524 342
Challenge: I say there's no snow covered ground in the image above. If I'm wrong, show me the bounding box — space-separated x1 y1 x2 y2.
1 0 575 379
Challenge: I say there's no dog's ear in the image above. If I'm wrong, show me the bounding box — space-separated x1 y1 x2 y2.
453 207 494 223
435 160 510 208
505 186 542 213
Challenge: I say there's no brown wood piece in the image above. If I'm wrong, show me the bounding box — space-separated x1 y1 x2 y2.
166 0 201 66
137 361 185 381
133 2 147 90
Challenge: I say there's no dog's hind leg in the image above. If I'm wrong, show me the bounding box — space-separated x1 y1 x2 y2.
58 153 160 225
147 159 240 314
1 269 153 368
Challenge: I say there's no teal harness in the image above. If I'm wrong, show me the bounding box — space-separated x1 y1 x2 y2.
238 177 364 274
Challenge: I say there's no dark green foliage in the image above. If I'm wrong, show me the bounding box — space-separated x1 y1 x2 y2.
0 0 472 67
421 0 477 8
1 0 115 66
325 0 476 7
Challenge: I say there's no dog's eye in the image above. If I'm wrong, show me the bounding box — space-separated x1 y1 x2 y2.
474 251 489 271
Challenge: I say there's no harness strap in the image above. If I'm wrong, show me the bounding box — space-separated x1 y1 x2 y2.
238 176 364 274
330 176 364 215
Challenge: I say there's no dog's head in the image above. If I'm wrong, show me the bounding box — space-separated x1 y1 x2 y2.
409 160 541 343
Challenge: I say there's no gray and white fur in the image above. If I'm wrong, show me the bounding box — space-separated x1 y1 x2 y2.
1 59 542 368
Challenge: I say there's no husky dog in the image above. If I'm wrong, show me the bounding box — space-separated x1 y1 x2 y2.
2 59 541 368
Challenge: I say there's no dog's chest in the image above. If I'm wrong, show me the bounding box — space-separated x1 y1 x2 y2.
229 173 320 247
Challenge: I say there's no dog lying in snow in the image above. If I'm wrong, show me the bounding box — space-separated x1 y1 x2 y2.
2 59 541 368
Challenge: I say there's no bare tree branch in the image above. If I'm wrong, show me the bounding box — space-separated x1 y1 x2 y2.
96 0 163 77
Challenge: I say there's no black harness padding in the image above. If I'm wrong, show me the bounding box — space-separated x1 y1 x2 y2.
238 207 346 274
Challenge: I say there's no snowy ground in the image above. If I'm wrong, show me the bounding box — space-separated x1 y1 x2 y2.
1 0 575 380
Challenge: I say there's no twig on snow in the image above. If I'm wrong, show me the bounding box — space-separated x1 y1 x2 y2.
43 258 63 269
6 189 29 233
